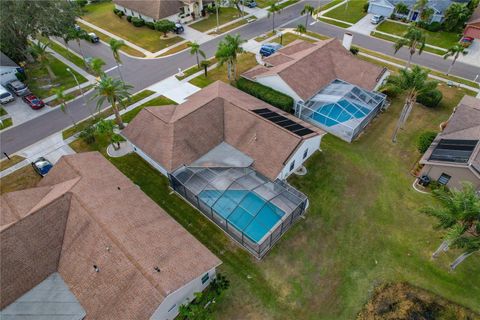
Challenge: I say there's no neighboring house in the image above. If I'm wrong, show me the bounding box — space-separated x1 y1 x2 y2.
242 39 389 142
114 0 208 23
0 52 21 86
464 5 480 39
368 0 470 23
419 95 480 191
123 81 326 258
0 152 221 320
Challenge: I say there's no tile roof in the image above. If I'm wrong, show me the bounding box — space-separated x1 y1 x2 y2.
122 81 324 180
242 39 385 101
0 152 220 319
113 0 182 20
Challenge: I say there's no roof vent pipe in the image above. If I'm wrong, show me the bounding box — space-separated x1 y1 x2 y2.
93 265 100 272
342 32 353 51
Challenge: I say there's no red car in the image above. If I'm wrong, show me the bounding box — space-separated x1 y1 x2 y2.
22 94 45 109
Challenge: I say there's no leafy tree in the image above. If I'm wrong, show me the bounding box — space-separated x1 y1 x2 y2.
109 38 125 80
301 4 315 31
395 2 409 15
29 41 56 80
189 42 206 68
89 57 106 77
393 25 426 67
268 0 282 33
215 34 245 81
443 2 470 31
420 7 434 22
380 66 439 142
0 0 80 62
155 20 176 37
53 87 77 129
92 75 132 129
422 184 480 270
443 44 468 75
296 24 306 34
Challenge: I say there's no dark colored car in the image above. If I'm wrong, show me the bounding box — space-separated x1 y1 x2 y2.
246 0 257 8
88 32 100 43
22 94 45 109
174 23 184 34
6 80 29 96
32 157 53 177
259 43 282 57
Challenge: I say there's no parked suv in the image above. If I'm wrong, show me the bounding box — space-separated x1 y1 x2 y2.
260 43 282 57
245 0 257 8
370 15 384 24
0 85 14 104
174 23 184 34
6 80 29 96
88 32 100 43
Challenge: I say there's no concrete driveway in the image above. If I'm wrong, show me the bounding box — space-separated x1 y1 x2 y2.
347 14 377 35
1 97 52 127
457 39 480 68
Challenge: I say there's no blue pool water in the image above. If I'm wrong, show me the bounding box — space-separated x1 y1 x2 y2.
198 190 285 243
310 99 371 127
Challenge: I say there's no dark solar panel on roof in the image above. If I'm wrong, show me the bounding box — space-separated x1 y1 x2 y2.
429 139 478 163
252 108 314 137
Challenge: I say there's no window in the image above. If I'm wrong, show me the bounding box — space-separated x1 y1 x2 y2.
201 273 209 284
303 149 308 159
289 161 295 172
438 173 451 185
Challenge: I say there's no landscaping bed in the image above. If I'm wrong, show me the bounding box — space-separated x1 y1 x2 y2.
81 2 182 53
0 118 13 131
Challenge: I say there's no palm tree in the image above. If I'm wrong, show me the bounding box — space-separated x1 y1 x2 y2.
296 24 306 34
109 38 125 81
89 57 106 77
394 25 426 68
422 183 480 270
380 66 439 142
189 42 205 68
53 87 77 128
301 4 315 31
215 34 245 81
29 41 56 80
413 0 428 20
268 0 282 33
91 75 132 129
443 44 468 76
69 28 89 63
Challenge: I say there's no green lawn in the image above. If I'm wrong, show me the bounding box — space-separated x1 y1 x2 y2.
0 107 7 116
320 0 344 11
255 31 277 42
175 57 217 80
376 20 461 49
190 7 245 32
208 18 252 35
25 54 87 99
189 53 257 88
0 155 25 171
319 17 352 28
82 2 182 53
70 79 480 319
371 31 447 55
323 0 368 24
39 38 88 71
0 166 41 195
158 42 191 57
0 118 13 131
272 32 317 45
122 95 177 123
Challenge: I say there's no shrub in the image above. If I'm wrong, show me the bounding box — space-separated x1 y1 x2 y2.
363 2 369 12
116 10 125 17
131 17 145 27
425 21 442 32
79 125 96 144
76 0 88 7
113 8 120 15
416 131 437 153
236 78 294 113
350 46 359 55
126 15 132 22
417 89 443 108
155 19 176 36
145 21 155 29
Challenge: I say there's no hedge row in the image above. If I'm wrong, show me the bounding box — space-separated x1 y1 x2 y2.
236 78 294 113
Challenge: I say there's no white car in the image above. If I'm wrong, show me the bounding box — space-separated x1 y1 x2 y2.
371 15 384 24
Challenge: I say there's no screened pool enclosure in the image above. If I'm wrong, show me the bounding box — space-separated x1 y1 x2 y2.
169 166 308 259
297 80 387 142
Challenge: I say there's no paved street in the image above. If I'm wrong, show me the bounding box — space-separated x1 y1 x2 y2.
1 0 479 157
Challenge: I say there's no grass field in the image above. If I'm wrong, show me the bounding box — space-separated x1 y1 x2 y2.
0 166 41 195
268 0 299 11
81 2 182 53
320 0 344 12
208 18 251 35
376 20 461 49
189 53 257 88
158 42 191 57
40 38 89 71
25 55 87 99
190 7 245 32
272 32 317 45
70 78 480 319
323 0 368 24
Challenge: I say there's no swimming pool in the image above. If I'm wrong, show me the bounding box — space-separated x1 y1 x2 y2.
309 99 371 127
199 190 285 243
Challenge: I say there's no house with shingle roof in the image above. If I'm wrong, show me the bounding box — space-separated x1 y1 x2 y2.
242 39 389 142
0 152 221 320
420 95 480 191
123 81 325 258
465 5 480 39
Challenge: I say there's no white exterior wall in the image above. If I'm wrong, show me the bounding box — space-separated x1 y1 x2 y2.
150 267 217 320
255 75 304 104
0 66 18 86
431 13 443 23
115 4 156 22
277 135 322 180
127 141 169 176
